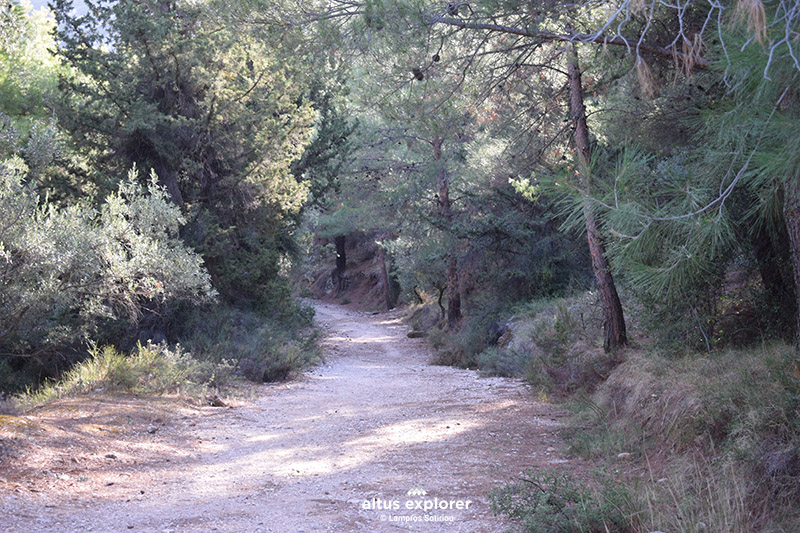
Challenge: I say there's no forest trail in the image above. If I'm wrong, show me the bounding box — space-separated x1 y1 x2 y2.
1 303 574 532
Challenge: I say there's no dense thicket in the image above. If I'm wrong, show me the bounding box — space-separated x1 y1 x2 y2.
51 0 316 311
0 0 322 389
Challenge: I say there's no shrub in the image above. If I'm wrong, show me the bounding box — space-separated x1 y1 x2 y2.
470 293 620 393
174 305 320 383
0 161 215 364
431 299 515 369
488 468 637 532
478 346 530 377
21 343 219 408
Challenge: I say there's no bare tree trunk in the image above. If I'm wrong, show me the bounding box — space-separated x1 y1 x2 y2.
432 136 461 328
334 235 347 275
377 243 394 310
751 221 795 333
568 45 627 352
153 160 185 208
782 178 800 347
334 235 347 297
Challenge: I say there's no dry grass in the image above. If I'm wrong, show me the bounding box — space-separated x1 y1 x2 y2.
636 57 658 98
640 455 750 533
735 0 768 45
567 343 800 531
0 393 209 498
18 343 220 411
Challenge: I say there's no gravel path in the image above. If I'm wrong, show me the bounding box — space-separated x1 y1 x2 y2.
1 302 571 532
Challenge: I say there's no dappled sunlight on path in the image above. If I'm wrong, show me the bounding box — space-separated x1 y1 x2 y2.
1 302 572 532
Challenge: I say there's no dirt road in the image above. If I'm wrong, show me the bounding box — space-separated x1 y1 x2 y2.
1 303 571 532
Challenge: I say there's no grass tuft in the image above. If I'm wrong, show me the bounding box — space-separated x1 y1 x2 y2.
488 467 638 532
20 343 221 409
563 342 800 531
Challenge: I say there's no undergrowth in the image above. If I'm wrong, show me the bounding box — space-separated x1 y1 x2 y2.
488 467 638 532
561 343 800 532
452 291 800 532
175 304 321 382
12 302 322 410
19 343 223 409
453 293 619 395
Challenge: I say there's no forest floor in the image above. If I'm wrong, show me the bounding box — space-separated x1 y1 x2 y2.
0 302 579 532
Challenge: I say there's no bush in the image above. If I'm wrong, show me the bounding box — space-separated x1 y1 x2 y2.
430 297 517 369
429 319 488 368
478 346 531 377
468 294 620 394
174 305 320 383
0 161 215 365
21 343 221 408
488 468 637 532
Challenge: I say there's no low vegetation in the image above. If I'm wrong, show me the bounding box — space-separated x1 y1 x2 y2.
488 468 637 533
19 343 222 409
0 0 323 401
452 296 800 532
174 306 320 383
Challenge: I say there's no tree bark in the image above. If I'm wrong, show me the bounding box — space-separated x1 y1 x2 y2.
782 178 800 347
568 45 627 352
432 135 461 328
334 235 346 297
334 235 347 275
153 159 185 208
751 220 795 332
377 242 394 310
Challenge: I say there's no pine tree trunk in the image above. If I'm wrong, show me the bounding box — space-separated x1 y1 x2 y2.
334 235 346 296
153 160 185 208
567 45 627 351
432 136 461 328
782 178 800 347
377 242 394 310
334 235 347 275
751 221 795 332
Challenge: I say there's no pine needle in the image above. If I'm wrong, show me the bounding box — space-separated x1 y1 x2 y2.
636 57 658 98
734 0 768 46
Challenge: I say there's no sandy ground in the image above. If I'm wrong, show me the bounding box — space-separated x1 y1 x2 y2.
0 302 576 532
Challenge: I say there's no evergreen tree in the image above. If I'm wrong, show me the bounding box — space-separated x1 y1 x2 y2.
50 0 315 311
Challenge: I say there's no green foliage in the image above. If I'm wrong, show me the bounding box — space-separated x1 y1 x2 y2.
292 81 359 209
488 468 637 533
0 1 60 118
477 346 529 377
582 18 800 345
475 294 619 393
51 0 316 307
0 1 78 196
314 205 365 239
20 343 219 408
174 304 319 383
430 311 496 368
0 160 214 360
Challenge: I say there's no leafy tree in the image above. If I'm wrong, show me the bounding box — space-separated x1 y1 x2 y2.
292 80 359 209
0 0 77 195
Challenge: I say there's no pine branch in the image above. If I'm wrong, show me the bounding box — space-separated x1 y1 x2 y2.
428 16 711 69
